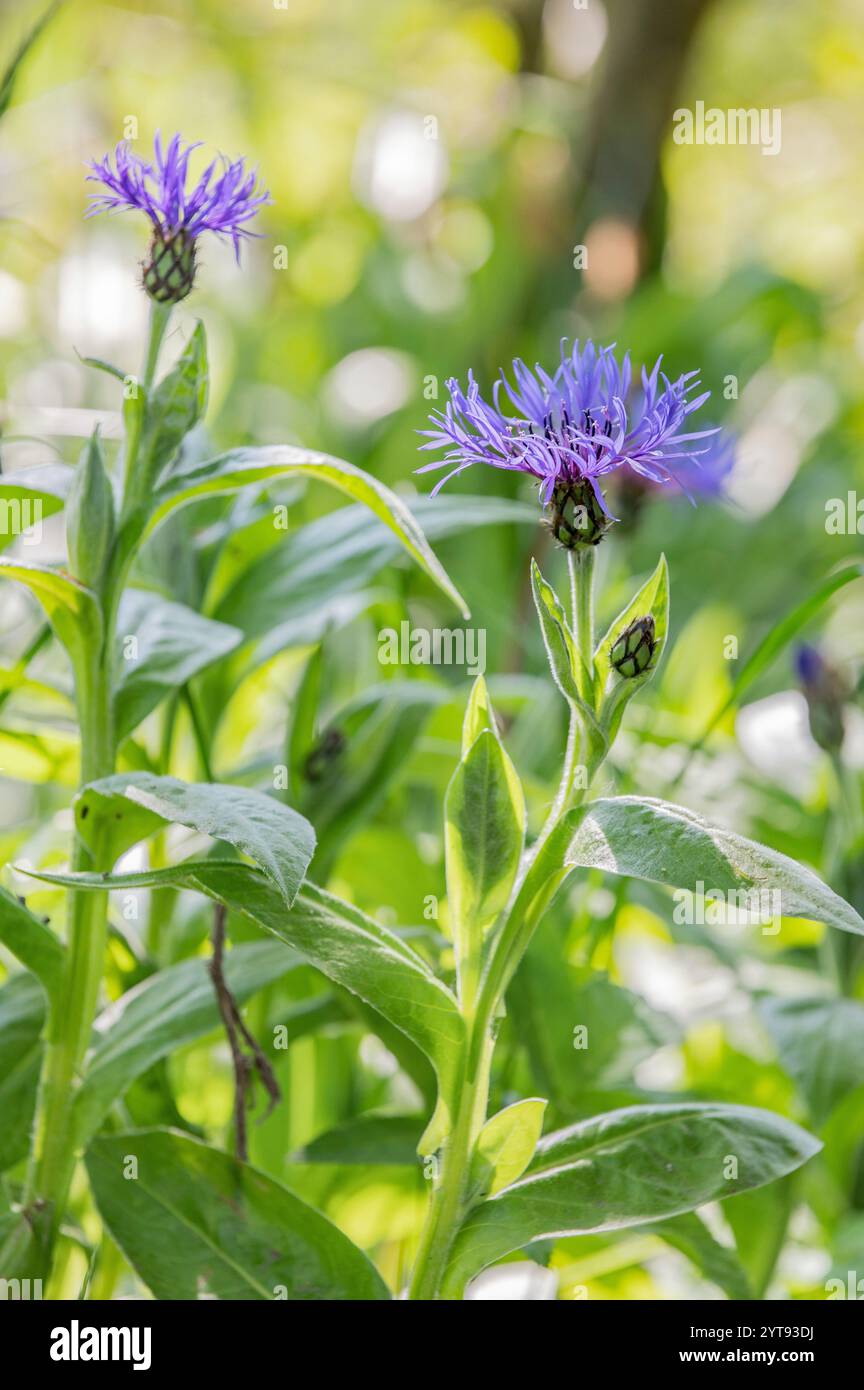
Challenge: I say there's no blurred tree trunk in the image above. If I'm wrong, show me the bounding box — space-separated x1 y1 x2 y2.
574 0 716 271
510 0 717 272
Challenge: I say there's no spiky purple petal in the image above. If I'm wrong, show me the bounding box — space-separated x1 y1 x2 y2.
418 340 734 508
86 132 271 260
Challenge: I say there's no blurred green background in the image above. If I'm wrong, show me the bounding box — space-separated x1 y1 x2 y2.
2 0 864 1300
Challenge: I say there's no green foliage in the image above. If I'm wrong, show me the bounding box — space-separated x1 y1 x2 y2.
2 0 862 1305
441 1102 821 1296
86 1129 390 1300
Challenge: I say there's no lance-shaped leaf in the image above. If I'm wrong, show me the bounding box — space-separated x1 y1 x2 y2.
0 558 101 665
0 885 65 1007
114 445 470 618
696 560 864 745
558 795 864 937
460 673 496 754
114 590 242 739
0 973 45 1173
531 559 597 715
441 1101 820 1297
445 727 525 1002
594 554 669 741
74 940 304 1146
210 494 534 665
73 773 315 908
24 862 465 1127
641 1212 750 1300
86 1129 390 1300
758 995 864 1125
140 320 208 483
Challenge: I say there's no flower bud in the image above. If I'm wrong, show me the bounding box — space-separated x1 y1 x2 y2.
143 228 197 304
610 615 655 679
548 479 613 550
795 644 847 754
65 430 115 589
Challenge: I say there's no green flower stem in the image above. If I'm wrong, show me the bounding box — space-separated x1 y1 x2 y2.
142 297 171 392
572 546 595 690
408 547 600 1300
28 640 115 1261
527 547 595 865
121 299 171 517
407 1029 494 1300
22 304 171 1278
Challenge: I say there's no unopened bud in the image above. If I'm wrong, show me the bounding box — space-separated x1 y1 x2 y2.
65 429 115 589
547 479 614 550
795 644 846 754
610 615 655 679
143 229 197 304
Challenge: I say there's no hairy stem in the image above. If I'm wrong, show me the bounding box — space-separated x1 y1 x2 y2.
572 546 595 679
524 547 594 867
407 1030 493 1300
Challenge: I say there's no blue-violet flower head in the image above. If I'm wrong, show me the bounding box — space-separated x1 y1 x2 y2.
418 340 733 548
86 132 272 302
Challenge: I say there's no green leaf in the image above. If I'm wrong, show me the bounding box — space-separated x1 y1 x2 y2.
594 554 669 741
78 352 128 383
65 430 115 589
644 1212 750 1300
470 1098 546 1199
74 941 304 1146
460 674 496 754
445 728 525 1001
209 494 534 668
0 558 101 665
0 464 72 553
0 0 62 120
118 445 470 618
86 1128 390 1299
558 795 864 937
27 863 465 1127
140 321 208 483
442 1101 820 1296
286 645 323 799
530 559 594 712
698 561 864 743
0 885 65 1007
758 995 864 1125
722 1177 793 1299
300 682 446 877
0 974 45 1173
114 590 242 739
510 951 676 1107
74 772 315 908
297 1113 424 1166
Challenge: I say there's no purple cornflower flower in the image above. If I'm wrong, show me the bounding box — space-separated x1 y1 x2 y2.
418 341 732 547
86 132 271 302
